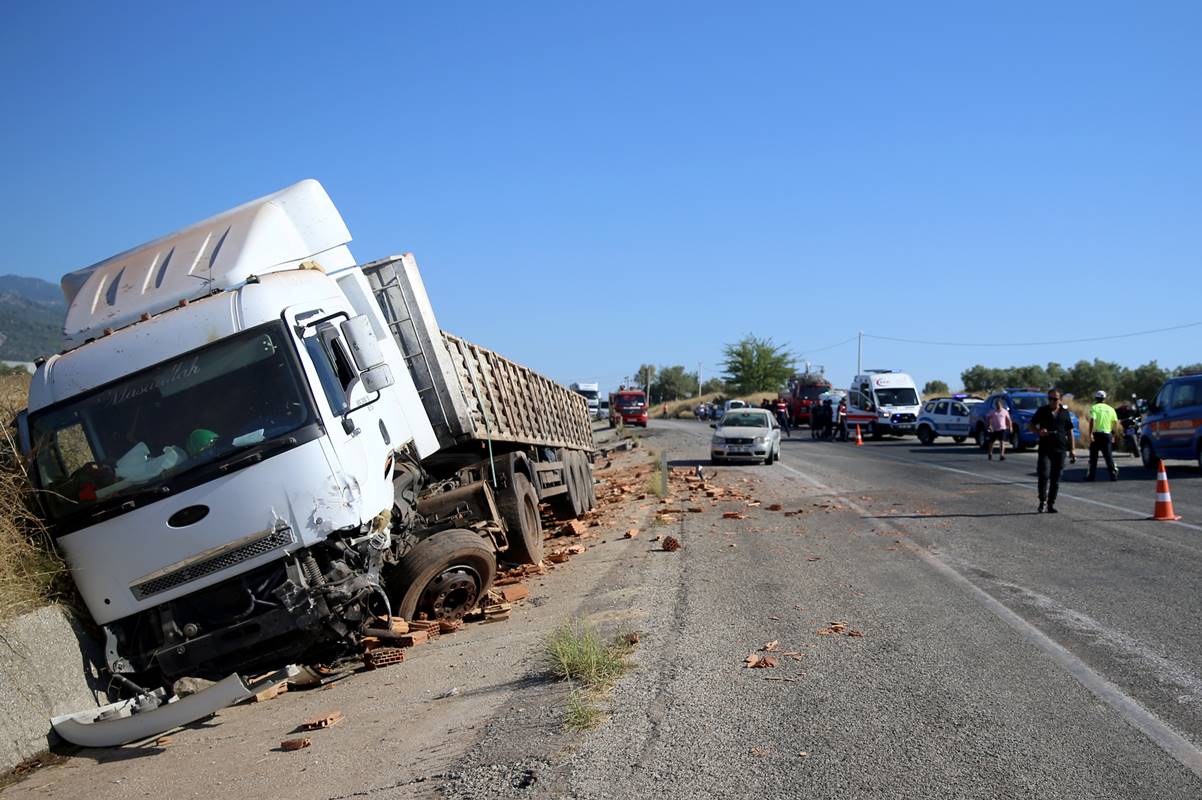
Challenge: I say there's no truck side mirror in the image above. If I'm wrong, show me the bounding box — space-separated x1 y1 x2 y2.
360 364 395 393
340 315 386 370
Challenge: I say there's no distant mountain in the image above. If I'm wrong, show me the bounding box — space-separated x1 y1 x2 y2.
0 275 64 361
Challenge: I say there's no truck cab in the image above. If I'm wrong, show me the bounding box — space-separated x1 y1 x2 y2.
571 382 601 418
609 389 648 427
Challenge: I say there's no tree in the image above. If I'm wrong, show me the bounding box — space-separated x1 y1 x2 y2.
1117 361 1168 401
721 335 794 394
650 365 696 404
634 364 656 394
923 380 949 396
960 365 997 393
701 377 729 395
1060 359 1124 399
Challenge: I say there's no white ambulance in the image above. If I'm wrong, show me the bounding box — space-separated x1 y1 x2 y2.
846 370 923 438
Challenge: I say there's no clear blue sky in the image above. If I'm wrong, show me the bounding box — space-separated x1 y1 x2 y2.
3 2 1200 394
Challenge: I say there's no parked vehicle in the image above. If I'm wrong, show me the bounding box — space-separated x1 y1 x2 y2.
1139 373 1202 470
915 395 983 445
846 370 922 437
609 388 648 427
571 382 601 418
785 372 832 426
710 408 781 465
20 181 596 746
968 389 1079 451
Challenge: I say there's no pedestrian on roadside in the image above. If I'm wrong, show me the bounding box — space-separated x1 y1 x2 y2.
1030 389 1077 513
821 398 835 440
836 398 849 441
774 398 791 437
986 398 1012 461
810 402 821 440
1085 390 1119 481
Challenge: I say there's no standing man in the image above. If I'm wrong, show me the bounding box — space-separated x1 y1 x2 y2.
836 398 849 441
1085 390 1119 481
774 397 791 437
1030 389 1077 513
986 398 1012 461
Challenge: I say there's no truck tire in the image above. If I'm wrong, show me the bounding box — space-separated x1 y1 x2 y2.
574 454 596 511
551 450 586 518
498 473 543 565
389 529 497 622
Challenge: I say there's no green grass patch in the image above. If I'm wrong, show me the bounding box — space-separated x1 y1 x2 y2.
546 619 638 731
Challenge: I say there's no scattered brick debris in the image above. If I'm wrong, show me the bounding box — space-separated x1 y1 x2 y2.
750 746 771 757
687 507 703 513
567 543 587 555
761 640 780 652
806 556 822 562
547 550 569 564
280 737 312 751
483 602 512 622
624 632 641 645
661 536 681 552
562 520 588 537
722 512 747 520
784 510 805 516
438 619 463 635
399 631 429 647
744 653 778 669
363 618 410 639
154 736 173 747
409 619 441 638
746 500 762 507
768 503 783 511
847 630 865 638
363 646 405 669
624 528 639 539
798 751 809 758
498 584 530 603
299 711 344 730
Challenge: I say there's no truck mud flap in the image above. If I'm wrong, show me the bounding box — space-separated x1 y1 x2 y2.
50 666 298 749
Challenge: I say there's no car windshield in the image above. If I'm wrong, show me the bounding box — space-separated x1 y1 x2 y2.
723 412 768 428
27 322 316 523
1010 395 1044 411
874 388 919 407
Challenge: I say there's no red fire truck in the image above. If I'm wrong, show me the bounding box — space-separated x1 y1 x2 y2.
785 372 832 426
609 388 649 427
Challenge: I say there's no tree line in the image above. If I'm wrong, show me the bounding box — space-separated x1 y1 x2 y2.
951 360 1202 401
629 336 796 404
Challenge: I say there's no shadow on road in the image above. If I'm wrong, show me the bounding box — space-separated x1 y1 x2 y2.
862 512 1042 520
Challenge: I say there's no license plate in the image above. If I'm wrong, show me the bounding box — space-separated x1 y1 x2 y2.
729 446 749 452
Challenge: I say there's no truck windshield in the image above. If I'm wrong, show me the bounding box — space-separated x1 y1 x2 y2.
28 322 316 524
576 389 599 401
616 395 645 409
794 386 828 401
874 388 919 407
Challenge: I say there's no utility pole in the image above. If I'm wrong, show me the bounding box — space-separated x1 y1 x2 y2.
857 331 863 375
698 363 703 398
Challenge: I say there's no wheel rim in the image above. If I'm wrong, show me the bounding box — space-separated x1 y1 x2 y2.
419 564 482 621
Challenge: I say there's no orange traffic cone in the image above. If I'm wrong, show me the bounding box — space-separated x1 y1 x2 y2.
855 424 863 446
1152 459 1182 521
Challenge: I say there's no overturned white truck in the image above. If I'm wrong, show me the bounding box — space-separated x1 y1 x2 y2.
19 180 595 744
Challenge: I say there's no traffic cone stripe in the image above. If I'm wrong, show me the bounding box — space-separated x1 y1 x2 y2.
1152 459 1182 521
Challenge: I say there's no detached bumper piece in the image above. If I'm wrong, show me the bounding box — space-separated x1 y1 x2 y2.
50 666 297 748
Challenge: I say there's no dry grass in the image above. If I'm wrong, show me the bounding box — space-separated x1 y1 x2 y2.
546 619 637 730
658 390 781 420
0 373 70 623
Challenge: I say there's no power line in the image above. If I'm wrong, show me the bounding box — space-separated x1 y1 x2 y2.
863 321 1202 348
798 335 858 354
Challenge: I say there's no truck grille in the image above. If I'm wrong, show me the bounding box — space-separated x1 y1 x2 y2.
130 527 294 600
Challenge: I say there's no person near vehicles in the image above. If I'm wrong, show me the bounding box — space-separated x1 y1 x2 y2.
1085 390 1119 481
836 399 849 441
1030 389 1077 513
810 402 822 439
821 398 834 440
774 398 791 437
986 398 1012 461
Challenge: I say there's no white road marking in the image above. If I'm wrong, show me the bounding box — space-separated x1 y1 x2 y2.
776 459 1202 781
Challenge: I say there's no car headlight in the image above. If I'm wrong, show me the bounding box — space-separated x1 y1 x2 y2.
711 436 725 444
754 435 769 444
879 410 890 418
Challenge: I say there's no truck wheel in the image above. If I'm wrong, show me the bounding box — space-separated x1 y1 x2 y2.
389 529 497 622
577 455 597 511
498 473 543 565
551 450 586 518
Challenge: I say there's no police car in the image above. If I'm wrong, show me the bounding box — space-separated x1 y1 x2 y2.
968 389 1079 451
1140 373 1202 470
915 395 983 445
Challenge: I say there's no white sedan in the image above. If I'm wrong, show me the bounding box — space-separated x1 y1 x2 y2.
711 408 782 465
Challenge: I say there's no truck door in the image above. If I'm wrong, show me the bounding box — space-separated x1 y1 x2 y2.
287 305 395 525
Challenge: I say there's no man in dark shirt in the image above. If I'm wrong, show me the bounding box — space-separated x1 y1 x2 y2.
1029 389 1078 513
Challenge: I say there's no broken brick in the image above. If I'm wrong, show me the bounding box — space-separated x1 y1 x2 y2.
624 528 639 539
298 710 343 730
768 503 783 511
399 631 429 647
280 737 312 751
661 536 681 552
498 584 530 603
722 512 747 520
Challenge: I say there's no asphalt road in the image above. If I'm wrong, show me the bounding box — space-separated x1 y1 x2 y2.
511 419 1202 798
9 420 1202 798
